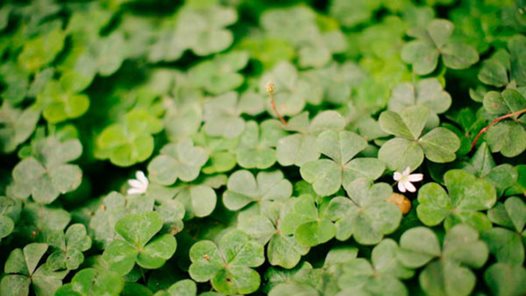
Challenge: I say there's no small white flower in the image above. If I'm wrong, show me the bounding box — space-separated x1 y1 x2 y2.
127 171 149 195
393 167 423 193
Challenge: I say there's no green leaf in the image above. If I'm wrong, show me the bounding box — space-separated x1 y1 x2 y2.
509 34 526 86
0 102 40 153
223 170 292 211
328 179 401 245
58 268 124 296
484 263 526 296
148 140 208 185
18 28 65 72
115 212 163 247
398 227 441 268
486 121 526 158
417 169 496 231
388 78 452 114
137 234 177 269
419 127 461 163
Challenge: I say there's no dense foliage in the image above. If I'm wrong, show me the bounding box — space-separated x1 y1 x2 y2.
1 0 526 295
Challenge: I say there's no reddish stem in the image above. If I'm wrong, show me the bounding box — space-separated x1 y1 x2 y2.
470 108 526 151
266 82 287 126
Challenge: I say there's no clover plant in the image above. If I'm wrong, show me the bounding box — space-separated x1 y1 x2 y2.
0 1 525 295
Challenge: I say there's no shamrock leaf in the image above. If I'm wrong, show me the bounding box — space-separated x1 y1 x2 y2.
8 137 82 204
463 143 518 196
280 195 336 247
482 89 526 157
36 80 90 124
401 19 479 75
0 195 21 241
46 224 92 271
262 6 346 68
235 120 285 169
327 179 402 245
260 62 311 116
483 197 525 265
379 105 461 171
148 140 208 186
300 130 385 196
102 212 176 276
1 243 67 296
17 27 65 73
194 131 239 174
55 268 124 296
149 5 237 62
187 51 249 95
265 261 321 296
329 0 381 28
0 102 40 153
14 202 71 243
484 263 526 296
188 229 264 295
223 170 292 214
388 78 452 115
153 279 197 296
203 92 263 138
479 35 526 87
276 111 346 167
239 201 309 268
0 62 30 104
417 169 496 231
337 240 413 296
397 225 489 296
96 109 163 167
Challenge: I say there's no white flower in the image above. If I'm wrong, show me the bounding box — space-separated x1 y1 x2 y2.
127 171 149 195
393 167 423 193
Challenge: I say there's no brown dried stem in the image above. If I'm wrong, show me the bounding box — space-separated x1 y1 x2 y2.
470 108 526 152
266 82 287 126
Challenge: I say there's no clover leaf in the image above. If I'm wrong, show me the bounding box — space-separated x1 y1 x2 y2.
300 129 385 196
463 143 518 196
329 0 380 28
0 195 21 241
484 263 526 296
188 51 249 95
235 120 285 169
482 89 526 157
46 224 92 271
260 62 311 116
103 212 176 276
153 279 197 296
337 240 413 296
265 261 321 296
193 131 239 174
0 102 40 153
277 111 346 166
188 229 265 295
203 92 264 139
149 5 237 62
0 61 30 104
223 170 292 215
388 78 452 115
417 169 496 231
483 197 525 265
148 140 208 186
89 192 128 248
328 178 402 245
401 19 479 75
1 243 67 296
55 267 123 296
17 27 65 73
15 202 71 243
239 201 309 268
8 137 82 204
479 35 526 87
280 195 335 247
261 6 346 68
379 105 461 171
36 80 90 124
96 109 163 167
397 225 489 296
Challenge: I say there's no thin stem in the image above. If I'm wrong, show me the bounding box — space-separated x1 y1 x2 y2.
470 108 526 151
266 82 287 126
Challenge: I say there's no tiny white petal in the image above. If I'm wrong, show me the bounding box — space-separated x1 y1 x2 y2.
127 188 143 195
404 181 416 193
408 173 423 182
393 172 402 181
397 182 406 193
128 179 143 188
136 171 148 184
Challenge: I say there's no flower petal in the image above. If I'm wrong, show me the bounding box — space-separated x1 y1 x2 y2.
128 179 143 188
408 173 423 182
127 188 143 195
397 181 406 193
404 181 416 193
402 167 411 176
136 171 148 184
394 172 402 181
